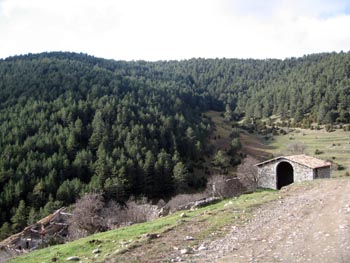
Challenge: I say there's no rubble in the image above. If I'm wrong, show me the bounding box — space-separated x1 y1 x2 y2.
0 208 71 262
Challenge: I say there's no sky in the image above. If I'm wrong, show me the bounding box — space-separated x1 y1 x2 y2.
0 0 349 61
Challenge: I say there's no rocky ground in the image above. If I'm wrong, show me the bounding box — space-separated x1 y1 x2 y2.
106 178 350 263
194 178 350 263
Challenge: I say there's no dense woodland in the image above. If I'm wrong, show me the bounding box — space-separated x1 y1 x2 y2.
1 51 350 239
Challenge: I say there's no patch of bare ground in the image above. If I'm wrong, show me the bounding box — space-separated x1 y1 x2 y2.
240 131 273 161
105 211 220 263
192 178 350 263
104 179 350 263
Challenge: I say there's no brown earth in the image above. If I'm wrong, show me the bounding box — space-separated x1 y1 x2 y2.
105 178 350 263
194 178 350 263
240 132 273 161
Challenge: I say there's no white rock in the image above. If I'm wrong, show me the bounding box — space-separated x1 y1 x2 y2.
180 248 193 254
224 201 233 207
198 245 207 251
180 213 187 218
66 256 80 261
92 248 100 254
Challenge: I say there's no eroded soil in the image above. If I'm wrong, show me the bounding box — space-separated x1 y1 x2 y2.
196 179 350 263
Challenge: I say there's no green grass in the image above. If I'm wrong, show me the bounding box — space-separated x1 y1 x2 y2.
265 128 350 177
10 190 279 263
10 213 181 263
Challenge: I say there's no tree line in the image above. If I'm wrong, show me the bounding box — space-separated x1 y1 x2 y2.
1 51 350 239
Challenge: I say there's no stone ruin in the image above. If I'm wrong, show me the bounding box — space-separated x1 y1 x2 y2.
0 208 71 263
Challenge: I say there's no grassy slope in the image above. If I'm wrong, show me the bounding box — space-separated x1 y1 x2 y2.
12 115 350 262
10 190 279 263
205 111 350 178
265 128 350 177
205 111 272 161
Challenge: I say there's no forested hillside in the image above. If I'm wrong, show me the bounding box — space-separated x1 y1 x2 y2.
0 51 350 239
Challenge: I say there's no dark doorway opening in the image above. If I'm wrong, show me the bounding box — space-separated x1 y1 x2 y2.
276 162 294 189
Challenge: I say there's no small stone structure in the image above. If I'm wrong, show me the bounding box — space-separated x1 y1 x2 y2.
256 154 331 190
0 208 71 262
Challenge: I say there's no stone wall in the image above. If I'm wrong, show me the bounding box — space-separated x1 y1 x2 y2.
293 162 313 182
258 158 321 190
258 161 277 189
314 167 330 179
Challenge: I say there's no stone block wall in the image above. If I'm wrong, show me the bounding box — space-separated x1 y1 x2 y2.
314 167 330 179
293 163 313 182
258 161 278 189
257 158 325 190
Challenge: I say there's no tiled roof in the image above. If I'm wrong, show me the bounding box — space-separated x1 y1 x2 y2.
256 154 331 169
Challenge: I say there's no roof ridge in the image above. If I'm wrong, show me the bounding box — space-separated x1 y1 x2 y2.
256 154 331 169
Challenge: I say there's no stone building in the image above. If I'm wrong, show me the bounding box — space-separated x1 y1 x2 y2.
256 154 331 190
0 208 70 262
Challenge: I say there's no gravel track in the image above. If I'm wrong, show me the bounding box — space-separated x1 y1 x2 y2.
194 179 350 263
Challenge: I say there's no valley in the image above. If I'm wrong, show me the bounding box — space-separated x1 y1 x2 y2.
1 51 350 262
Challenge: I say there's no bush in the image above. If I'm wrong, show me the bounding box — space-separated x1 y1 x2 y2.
337 164 345 171
118 197 159 224
68 193 106 240
206 174 244 198
68 194 160 240
325 124 334 132
286 142 306 154
314 149 323 155
230 128 240 138
236 156 259 192
344 125 350 132
212 150 229 168
167 192 208 212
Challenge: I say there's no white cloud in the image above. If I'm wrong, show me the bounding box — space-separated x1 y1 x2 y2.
0 0 349 60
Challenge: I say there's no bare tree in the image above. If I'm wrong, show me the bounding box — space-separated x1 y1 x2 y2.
285 142 307 155
206 174 244 198
68 193 106 239
166 192 208 213
117 197 158 224
101 200 122 230
236 156 260 192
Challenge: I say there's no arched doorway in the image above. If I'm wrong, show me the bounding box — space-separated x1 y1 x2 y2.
276 161 294 189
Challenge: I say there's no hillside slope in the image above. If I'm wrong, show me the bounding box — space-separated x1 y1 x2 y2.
1 51 350 240
108 178 350 263
197 178 350 263
8 178 350 263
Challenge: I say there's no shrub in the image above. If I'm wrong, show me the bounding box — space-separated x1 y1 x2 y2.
119 197 159 224
314 149 323 155
325 124 334 132
212 150 229 168
68 193 106 239
206 174 244 198
68 194 160 240
167 192 208 212
236 156 260 192
286 142 306 154
337 164 345 171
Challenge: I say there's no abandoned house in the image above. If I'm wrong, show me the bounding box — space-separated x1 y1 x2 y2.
256 154 331 190
0 208 70 262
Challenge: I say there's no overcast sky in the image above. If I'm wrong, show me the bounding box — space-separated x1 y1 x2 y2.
0 0 349 61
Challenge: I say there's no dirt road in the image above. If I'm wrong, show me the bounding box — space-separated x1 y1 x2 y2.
195 179 350 263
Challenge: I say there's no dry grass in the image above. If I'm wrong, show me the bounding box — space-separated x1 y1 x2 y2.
265 128 350 177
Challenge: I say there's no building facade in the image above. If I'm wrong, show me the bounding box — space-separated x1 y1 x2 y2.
256 154 331 190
